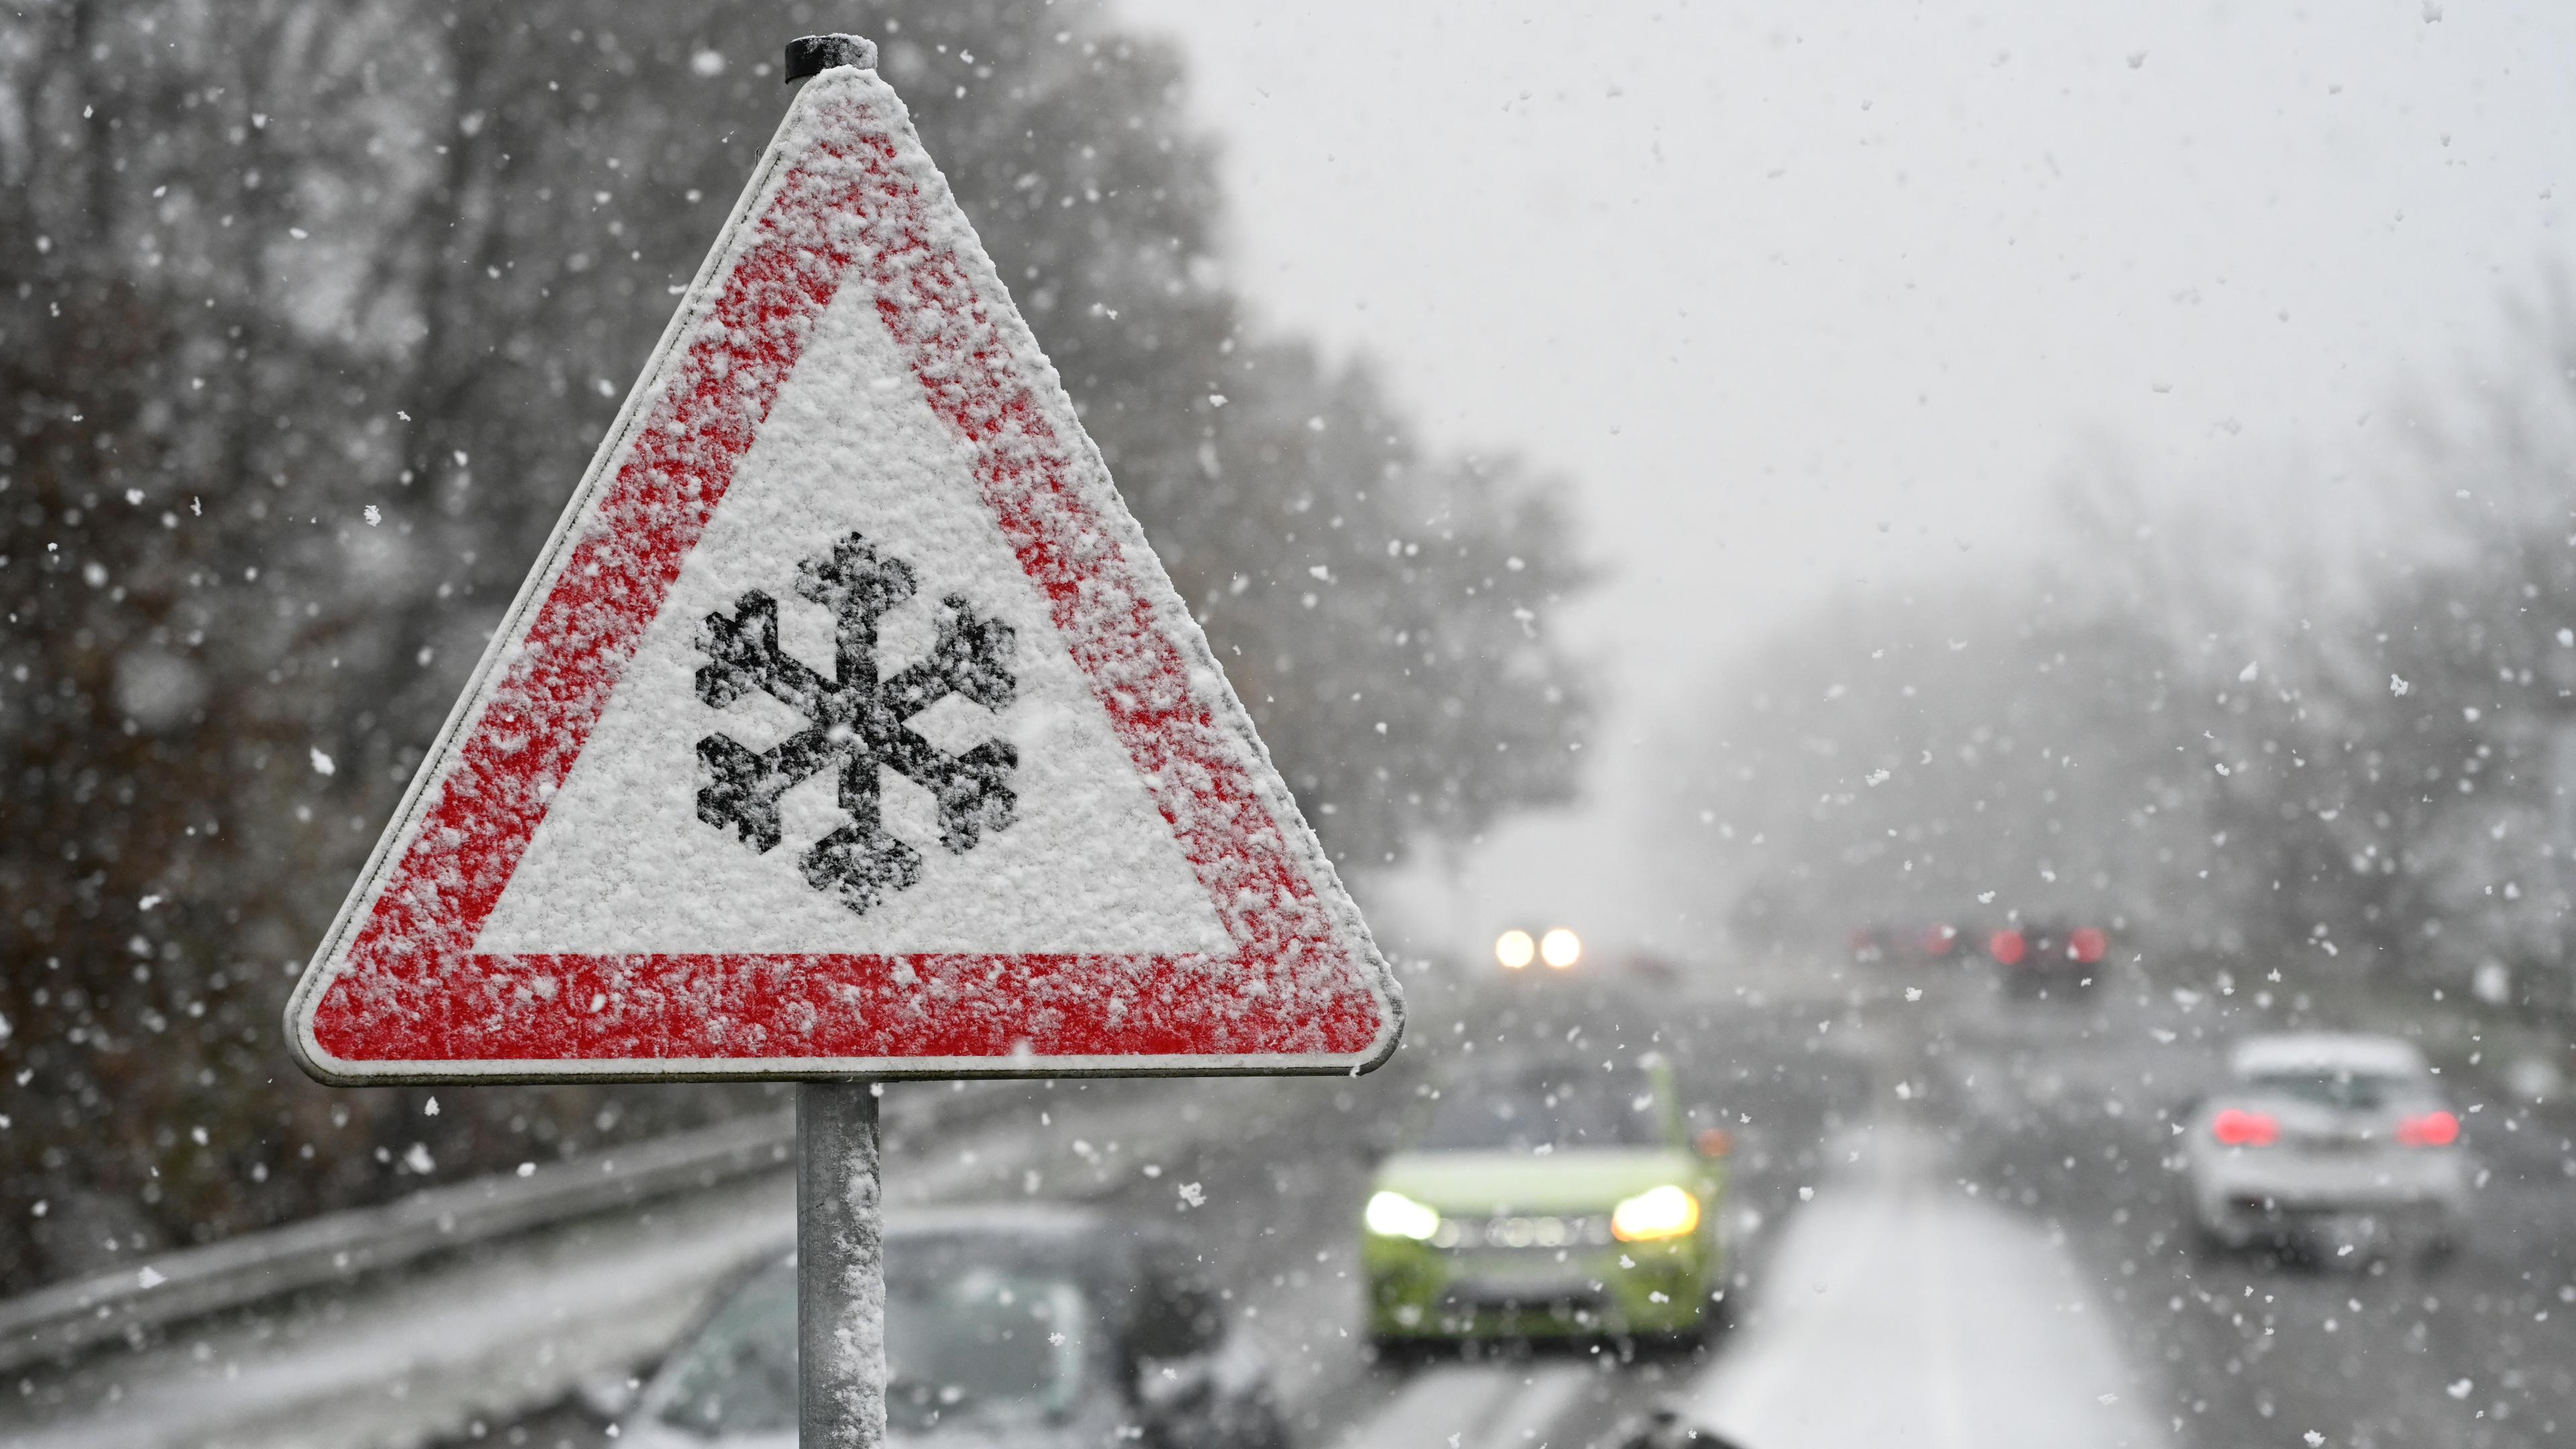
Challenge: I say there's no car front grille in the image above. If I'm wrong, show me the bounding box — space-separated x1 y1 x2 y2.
1430 1213 1613 1250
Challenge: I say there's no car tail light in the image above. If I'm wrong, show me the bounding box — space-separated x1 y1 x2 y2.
1990 930 2027 966
2210 1108 2278 1146
2068 927 2107 964
2396 1110 2460 1147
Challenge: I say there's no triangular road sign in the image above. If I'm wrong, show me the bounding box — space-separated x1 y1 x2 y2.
287 60 1398 1083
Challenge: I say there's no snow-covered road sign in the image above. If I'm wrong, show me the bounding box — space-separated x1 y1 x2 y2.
286 58 1397 1084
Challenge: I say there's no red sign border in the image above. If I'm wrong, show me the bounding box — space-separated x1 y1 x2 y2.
286 71 1398 1083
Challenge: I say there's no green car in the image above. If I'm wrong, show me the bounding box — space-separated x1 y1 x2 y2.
1362 1055 1729 1347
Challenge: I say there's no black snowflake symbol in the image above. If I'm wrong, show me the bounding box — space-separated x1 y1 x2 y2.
692 531 1018 916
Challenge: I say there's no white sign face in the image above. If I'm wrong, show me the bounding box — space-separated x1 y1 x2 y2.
286 62 1399 1083
476 276 1228 959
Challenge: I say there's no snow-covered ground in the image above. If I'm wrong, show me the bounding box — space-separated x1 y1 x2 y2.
1688 1122 2167 1449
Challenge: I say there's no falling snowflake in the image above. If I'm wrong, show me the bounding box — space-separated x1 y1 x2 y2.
694 531 1018 916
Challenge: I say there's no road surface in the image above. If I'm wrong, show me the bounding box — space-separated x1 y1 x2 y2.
9 962 2572 1449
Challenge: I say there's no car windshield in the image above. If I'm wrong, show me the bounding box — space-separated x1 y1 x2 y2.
646 1251 1095 1438
1417 1070 1667 1152
2244 1071 2410 1112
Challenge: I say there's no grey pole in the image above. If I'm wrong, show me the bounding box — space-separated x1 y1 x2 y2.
798 1081 885 1448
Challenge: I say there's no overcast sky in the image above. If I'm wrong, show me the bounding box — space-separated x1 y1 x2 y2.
1111 0 2576 964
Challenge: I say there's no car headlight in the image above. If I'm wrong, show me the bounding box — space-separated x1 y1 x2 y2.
1611 1185 1700 1242
1364 1189 1442 1241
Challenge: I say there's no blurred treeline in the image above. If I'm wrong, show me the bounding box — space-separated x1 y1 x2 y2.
1669 286 2576 1032
0 0 1592 1291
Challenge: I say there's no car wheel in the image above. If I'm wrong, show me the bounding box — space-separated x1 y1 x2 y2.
2416 1219 2460 1272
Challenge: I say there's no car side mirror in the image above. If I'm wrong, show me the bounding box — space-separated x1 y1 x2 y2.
1693 1127 1733 1159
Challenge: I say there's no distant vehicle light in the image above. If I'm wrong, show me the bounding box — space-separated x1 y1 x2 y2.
2396 1110 2460 1148
1495 930 1536 970
1989 930 2027 966
1364 1189 1442 1241
1610 1184 1700 1242
2069 926 2108 964
1540 928 1582 969
2210 1108 2278 1146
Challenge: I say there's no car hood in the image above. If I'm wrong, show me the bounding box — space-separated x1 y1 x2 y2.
1373 1148 1704 1213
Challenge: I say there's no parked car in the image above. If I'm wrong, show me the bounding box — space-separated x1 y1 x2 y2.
620 1204 1288 1448
2184 1033 2470 1263
1360 1054 1730 1349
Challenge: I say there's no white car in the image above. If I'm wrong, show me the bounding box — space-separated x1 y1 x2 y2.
2184 1033 2469 1262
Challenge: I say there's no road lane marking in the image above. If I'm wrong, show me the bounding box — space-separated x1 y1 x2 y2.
1329 1360 1593 1449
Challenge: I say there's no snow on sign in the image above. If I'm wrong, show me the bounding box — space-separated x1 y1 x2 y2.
285 60 1398 1084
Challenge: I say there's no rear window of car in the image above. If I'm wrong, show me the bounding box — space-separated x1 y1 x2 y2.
644 1249 1099 1437
2243 1070 2413 1111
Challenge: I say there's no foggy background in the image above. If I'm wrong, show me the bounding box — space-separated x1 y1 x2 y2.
1116 0 2576 963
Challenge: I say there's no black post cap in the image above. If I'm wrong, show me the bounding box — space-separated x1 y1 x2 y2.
786 34 878 84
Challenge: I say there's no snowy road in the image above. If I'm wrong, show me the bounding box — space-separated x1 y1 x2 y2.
13 967 2574 1449
1688 1123 2165 1449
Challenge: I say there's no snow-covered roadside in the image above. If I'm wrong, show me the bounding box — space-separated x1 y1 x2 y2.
4 1081 1307 1449
1685 1123 2167 1449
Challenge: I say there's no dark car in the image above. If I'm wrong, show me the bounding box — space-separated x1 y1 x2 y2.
1989 920 2108 999
621 1203 1289 1449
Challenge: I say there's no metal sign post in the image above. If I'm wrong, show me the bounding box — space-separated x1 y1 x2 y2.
797 1079 885 1448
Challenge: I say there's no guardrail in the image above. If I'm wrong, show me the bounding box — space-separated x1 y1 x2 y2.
0 1085 1015 1375
0 1109 793 1375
